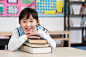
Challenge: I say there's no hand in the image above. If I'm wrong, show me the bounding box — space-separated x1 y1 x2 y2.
25 30 39 39
28 36 40 39
29 30 38 36
25 32 30 38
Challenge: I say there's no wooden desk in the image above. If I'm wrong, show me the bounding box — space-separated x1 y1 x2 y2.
0 47 86 57
0 32 12 36
49 31 71 47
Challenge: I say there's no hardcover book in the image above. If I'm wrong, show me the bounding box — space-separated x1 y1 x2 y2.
27 38 47 44
24 42 49 47
21 45 52 54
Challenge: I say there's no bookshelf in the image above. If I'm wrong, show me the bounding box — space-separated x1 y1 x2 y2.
64 0 86 46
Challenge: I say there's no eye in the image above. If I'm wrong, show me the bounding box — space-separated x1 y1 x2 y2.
30 21 33 22
23 21 26 23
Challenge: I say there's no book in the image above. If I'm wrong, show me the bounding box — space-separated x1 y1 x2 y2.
72 18 81 27
85 18 86 27
70 30 82 43
80 6 85 14
21 45 52 54
66 4 68 14
66 18 73 27
66 4 74 14
24 42 49 47
80 19 85 27
70 4 74 14
72 4 82 14
27 38 47 44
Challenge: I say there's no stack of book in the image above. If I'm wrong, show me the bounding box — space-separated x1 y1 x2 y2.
21 38 52 54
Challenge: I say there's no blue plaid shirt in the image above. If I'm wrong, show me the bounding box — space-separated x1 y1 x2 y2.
16 25 48 36
16 25 48 49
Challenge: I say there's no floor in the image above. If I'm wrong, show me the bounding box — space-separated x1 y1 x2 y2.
72 46 86 51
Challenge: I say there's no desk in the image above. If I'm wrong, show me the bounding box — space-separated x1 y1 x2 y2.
0 32 12 36
0 47 86 57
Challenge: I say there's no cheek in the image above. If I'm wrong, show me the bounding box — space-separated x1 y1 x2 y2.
20 23 26 27
31 24 36 28
31 23 37 28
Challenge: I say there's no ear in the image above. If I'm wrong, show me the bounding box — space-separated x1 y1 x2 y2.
37 19 40 25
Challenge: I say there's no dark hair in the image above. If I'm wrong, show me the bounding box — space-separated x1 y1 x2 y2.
19 8 38 22
19 8 48 33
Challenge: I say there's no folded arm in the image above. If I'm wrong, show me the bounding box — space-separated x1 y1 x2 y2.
37 29 56 48
8 29 28 51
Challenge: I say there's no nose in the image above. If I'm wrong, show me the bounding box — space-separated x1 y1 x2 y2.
26 22 31 27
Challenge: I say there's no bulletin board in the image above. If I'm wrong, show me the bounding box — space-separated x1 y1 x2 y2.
0 0 35 17
36 0 64 17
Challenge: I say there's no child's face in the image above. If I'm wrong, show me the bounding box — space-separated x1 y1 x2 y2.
19 14 39 32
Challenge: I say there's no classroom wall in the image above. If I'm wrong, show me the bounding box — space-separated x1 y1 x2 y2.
0 3 83 44
0 17 64 32
0 17 64 46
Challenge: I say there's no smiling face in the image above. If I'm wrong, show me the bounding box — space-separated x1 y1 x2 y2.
19 14 39 32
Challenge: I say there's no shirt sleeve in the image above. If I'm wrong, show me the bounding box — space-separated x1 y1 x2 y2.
8 29 28 51
37 29 56 48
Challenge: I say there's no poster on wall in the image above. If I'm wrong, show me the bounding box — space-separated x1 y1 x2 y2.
7 0 18 3
0 0 35 17
0 3 4 14
36 0 64 17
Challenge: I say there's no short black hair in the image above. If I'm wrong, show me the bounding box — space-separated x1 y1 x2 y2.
19 8 38 22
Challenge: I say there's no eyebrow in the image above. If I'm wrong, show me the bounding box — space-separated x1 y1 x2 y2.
30 18 34 20
22 19 27 20
22 18 34 20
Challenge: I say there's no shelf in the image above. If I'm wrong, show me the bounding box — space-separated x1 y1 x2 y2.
66 1 86 3
67 14 86 15
67 14 82 16
69 2 85 3
70 27 82 29
64 0 86 46
66 27 86 29
71 43 86 46
66 14 86 17
70 14 83 16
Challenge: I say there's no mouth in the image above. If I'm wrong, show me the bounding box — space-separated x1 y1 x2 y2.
26 28 31 31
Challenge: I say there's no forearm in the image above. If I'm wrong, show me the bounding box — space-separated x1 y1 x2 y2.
37 30 56 48
44 36 56 48
8 29 28 51
8 35 27 51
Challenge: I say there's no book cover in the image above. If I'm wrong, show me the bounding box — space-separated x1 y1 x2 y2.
21 45 52 54
24 42 49 47
72 4 82 14
72 18 81 27
66 4 74 14
80 19 85 27
85 18 86 27
66 18 73 27
27 38 47 44
66 4 68 14
80 6 85 14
